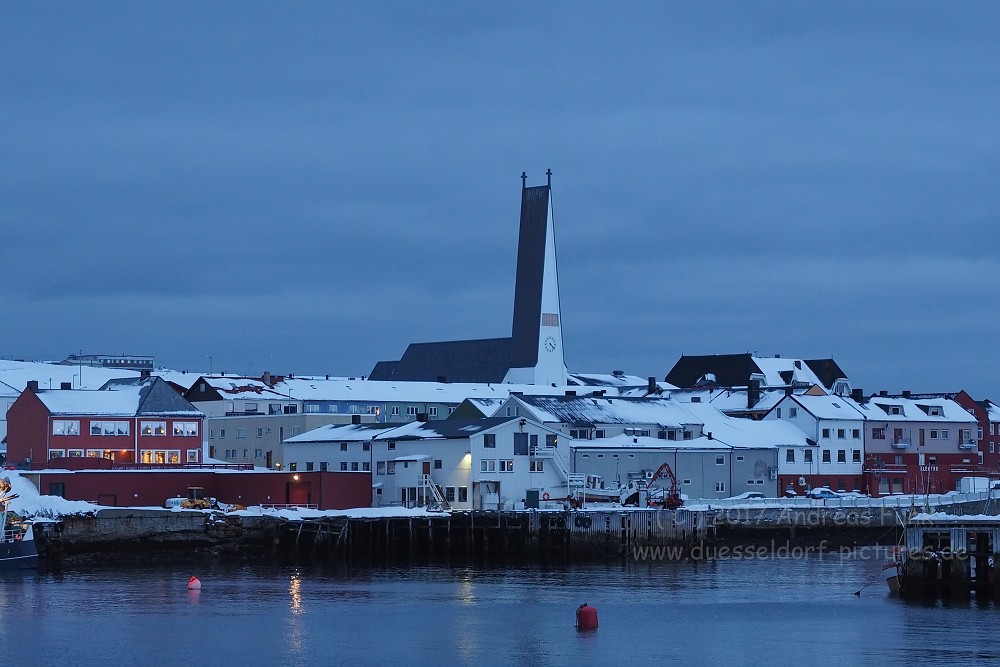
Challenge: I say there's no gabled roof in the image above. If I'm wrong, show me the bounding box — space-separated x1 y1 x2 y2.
36 377 202 417
508 395 699 428
368 337 513 384
0 359 140 396
775 394 866 420
681 402 811 448
855 396 977 423
374 417 517 441
666 354 844 390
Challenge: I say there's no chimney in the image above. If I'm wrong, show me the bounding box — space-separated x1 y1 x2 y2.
748 379 761 409
262 371 271 386
351 414 361 425
648 376 657 394
26 380 38 393
879 390 888 397
851 388 863 402
706 432 713 440
612 370 624 378
784 386 793 396
325 374 329 380
437 375 447 383
60 382 72 390
902 390 911 399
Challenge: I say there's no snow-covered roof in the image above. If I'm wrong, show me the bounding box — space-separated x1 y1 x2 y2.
571 433 733 451
373 418 515 441
509 395 700 428
195 376 289 401
284 422 397 444
0 360 139 397
682 402 810 448
986 401 1000 423
855 396 977 423
750 356 826 387
568 372 674 390
30 378 202 417
779 394 867 420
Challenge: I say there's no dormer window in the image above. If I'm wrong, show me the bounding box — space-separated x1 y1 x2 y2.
890 406 902 415
928 407 941 417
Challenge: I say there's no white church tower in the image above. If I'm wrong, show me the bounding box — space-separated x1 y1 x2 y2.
503 170 568 386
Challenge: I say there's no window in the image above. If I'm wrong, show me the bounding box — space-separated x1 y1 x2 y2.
377 461 386 475
530 460 544 472
776 408 782 418
458 487 468 503
822 450 831 463
445 487 456 502
514 433 529 455
305 404 319 413
569 429 588 439
682 431 692 440
940 429 949 439
209 429 214 439
786 449 795 463
52 420 80 436
256 427 263 438
363 443 370 451
804 449 813 464
242 449 248 458
790 407 798 417
341 443 348 452
141 421 167 436
391 406 400 416
388 441 396 450
90 421 130 436
852 450 861 464
822 428 830 439
667 431 677 441
448 407 456 415
837 429 846 439
894 455 903 465
483 434 496 448
545 434 558 448
340 462 348 471
351 462 359 472
245 402 258 413
837 450 846 464
481 460 496 472
363 462 370 472
289 462 297 471
428 407 438 417
433 459 442 469
499 460 514 472
172 422 197 436
306 462 314 471
320 462 328 471
236 428 246 439
852 429 860 439
406 406 418 416
961 429 972 443
595 429 605 438
930 430 938 439
715 455 724 465
715 482 726 493
49 449 65 458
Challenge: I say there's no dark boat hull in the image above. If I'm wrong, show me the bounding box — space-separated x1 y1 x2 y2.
0 539 38 570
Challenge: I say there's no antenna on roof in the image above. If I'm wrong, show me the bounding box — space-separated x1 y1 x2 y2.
521 171 527 189
546 168 552 188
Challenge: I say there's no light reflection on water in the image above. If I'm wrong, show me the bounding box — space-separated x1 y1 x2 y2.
1 557 998 665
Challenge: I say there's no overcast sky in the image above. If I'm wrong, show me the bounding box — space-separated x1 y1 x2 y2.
2 2 998 398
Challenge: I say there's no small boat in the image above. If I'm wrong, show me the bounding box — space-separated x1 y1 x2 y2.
883 548 904 594
0 477 38 570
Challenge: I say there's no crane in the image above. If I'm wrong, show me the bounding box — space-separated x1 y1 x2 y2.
646 462 683 510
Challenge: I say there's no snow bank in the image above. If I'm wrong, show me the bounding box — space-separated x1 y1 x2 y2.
4 472 100 518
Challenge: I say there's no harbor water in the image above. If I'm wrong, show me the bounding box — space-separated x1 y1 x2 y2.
2 551 998 665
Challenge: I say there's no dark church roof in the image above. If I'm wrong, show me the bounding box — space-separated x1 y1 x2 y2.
368 176 552 385
370 337 513 384
665 353 847 391
802 359 849 390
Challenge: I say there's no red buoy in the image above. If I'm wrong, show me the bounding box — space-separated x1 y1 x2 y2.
576 602 598 630
187 576 202 590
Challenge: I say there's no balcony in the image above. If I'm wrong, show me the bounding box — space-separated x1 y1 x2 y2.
891 440 910 450
958 440 976 450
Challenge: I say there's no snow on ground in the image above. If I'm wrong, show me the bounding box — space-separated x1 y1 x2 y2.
4 472 100 518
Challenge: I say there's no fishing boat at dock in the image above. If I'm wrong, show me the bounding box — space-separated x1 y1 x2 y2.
1 476 38 570
891 513 999 597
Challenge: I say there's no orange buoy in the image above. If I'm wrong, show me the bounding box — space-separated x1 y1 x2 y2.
187 576 202 590
576 602 598 630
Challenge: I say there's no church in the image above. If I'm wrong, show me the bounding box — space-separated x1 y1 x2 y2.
368 171 567 387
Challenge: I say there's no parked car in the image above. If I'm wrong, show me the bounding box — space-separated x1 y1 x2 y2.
806 487 842 499
728 491 765 500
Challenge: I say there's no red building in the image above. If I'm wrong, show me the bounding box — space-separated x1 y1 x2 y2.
21 469 372 510
7 376 205 467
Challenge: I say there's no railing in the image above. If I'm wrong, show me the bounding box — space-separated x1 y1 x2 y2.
419 474 447 506
113 463 255 471
530 445 571 482
687 490 995 509
260 503 319 510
